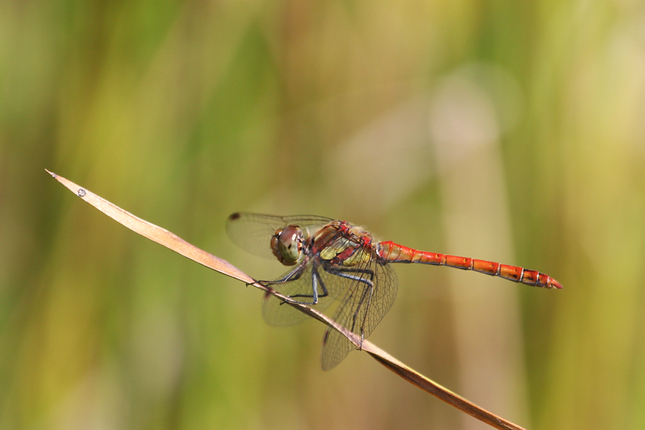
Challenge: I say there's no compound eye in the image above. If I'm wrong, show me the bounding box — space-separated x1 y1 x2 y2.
274 225 303 265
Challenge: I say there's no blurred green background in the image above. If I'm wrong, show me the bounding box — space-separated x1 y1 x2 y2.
2 0 644 429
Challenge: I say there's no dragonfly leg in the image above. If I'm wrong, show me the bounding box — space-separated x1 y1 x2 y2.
326 267 375 281
325 267 375 349
257 261 316 304
259 262 307 286
286 266 330 305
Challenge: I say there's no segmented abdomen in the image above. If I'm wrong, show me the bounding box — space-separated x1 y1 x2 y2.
377 241 563 289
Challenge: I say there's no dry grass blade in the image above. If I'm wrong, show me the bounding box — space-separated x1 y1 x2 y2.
46 169 527 430
45 169 253 284
360 341 527 430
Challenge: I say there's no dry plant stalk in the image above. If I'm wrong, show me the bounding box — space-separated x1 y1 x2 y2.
46 169 527 430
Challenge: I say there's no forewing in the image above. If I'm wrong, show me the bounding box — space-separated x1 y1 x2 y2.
226 213 333 259
320 258 398 371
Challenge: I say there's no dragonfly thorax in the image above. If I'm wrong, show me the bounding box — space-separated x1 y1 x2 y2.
271 225 304 266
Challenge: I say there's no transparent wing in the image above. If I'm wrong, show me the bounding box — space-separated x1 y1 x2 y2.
320 257 398 371
228 212 399 370
262 259 354 326
226 212 333 259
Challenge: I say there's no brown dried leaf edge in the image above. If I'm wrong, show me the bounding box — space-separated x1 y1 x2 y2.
45 169 526 430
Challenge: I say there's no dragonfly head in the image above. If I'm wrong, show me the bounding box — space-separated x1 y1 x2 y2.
271 225 304 266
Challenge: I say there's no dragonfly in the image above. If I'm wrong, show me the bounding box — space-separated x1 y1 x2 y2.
226 213 562 370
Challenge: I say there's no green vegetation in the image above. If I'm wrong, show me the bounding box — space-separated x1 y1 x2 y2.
1 0 643 428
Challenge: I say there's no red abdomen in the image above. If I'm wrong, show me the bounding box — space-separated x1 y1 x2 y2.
377 241 562 289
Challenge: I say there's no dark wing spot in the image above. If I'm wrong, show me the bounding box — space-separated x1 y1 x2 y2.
228 212 241 221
